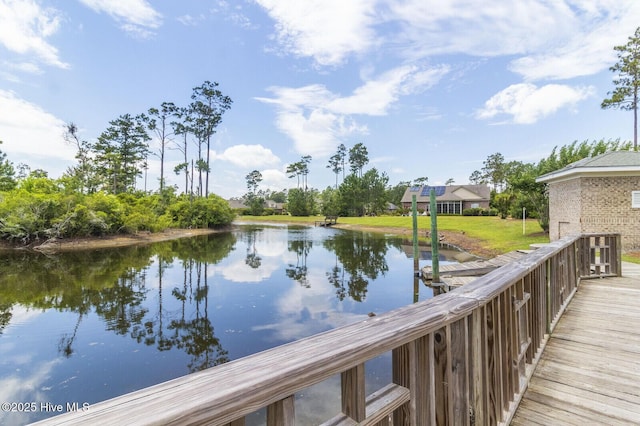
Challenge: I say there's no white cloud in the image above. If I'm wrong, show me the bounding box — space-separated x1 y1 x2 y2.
0 90 76 168
213 144 280 168
0 0 68 69
330 64 449 115
78 0 162 37
390 0 576 57
256 64 447 156
255 0 378 66
259 168 288 191
508 2 640 80
256 0 640 83
392 0 640 81
176 14 205 27
476 83 595 124
211 1 255 29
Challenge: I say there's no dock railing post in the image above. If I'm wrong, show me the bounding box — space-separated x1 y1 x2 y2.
430 189 440 283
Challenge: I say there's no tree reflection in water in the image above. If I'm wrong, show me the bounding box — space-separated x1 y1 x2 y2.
323 232 391 302
244 227 262 269
0 232 236 372
286 227 313 288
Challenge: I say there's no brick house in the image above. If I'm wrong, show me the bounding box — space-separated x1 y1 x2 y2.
400 185 490 214
536 151 640 251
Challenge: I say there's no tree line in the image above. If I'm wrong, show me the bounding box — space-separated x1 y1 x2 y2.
468 139 634 230
0 81 236 244
61 80 232 197
242 142 391 217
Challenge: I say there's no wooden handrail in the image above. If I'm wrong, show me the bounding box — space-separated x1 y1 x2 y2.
33 233 621 425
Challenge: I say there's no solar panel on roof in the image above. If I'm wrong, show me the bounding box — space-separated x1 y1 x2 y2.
421 186 446 196
410 186 421 192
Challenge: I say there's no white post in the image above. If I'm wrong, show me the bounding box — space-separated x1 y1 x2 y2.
522 207 526 235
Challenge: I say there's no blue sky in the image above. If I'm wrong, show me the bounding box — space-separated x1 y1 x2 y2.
1 0 639 198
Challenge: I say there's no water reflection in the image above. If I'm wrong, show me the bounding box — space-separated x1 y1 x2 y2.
324 232 393 301
286 227 313 288
0 233 236 370
0 224 462 424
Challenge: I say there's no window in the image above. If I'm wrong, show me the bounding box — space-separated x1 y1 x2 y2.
633 191 640 208
436 201 462 214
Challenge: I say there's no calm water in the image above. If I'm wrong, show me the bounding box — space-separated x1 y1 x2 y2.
0 223 463 425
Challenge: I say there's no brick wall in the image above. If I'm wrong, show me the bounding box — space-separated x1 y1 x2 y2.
580 176 640 250
548 178 582 240
548 175 640 251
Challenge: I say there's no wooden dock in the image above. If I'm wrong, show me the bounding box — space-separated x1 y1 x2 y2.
422 250 529 281
33 233 629 426
511 264 640 425
315 215 338 227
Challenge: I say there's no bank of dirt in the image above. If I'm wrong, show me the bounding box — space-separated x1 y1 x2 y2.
331 224 500 259
0 228 225 253
0 222 497 258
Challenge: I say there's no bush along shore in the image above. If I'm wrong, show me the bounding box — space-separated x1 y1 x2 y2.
0 180 234 249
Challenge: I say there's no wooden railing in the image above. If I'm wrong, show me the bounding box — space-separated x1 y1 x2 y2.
35 233 621 426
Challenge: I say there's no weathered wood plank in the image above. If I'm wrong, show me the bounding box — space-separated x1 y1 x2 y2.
526 378 640 423
533 360 640 401
512 398 594 426
267 395 295 426
422 251 528 279
433 327 448 425
341 364 365 421
449 318 469 424
470 309 486 426
321 383 409 426
513 266 640 425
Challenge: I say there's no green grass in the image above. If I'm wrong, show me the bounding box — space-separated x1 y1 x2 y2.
236 215 549 254
622 254 640 264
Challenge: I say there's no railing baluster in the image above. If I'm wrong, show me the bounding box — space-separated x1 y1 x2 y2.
450 318 469 424
266 395 295 426
470 309 486 426
392 343 411 425
432 327 448 424
341 363 365 421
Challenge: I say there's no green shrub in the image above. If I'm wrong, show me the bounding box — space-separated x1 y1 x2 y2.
85 192 125 232
167 195 234 228
463 207 498 216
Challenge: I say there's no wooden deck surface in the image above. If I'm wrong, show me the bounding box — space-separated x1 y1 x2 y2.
422 250 529 280
511 263 640 425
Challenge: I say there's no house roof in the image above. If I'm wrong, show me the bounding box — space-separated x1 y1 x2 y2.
400 184 490 204
227 199 247 209
536 151 640 183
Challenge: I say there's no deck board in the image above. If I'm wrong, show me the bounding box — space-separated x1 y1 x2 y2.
511 274 640 425
422 250 528 280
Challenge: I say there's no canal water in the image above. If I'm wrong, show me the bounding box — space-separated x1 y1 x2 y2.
0 223 465 425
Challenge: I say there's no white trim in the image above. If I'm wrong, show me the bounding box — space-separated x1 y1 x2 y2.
633 191 640 208
536 166 640 183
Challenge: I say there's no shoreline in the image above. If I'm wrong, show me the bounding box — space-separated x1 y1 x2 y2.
0 221 498 258
0 228 226 253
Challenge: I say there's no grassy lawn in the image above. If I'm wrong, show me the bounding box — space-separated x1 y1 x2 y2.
622 254 640 264
236 215 550 254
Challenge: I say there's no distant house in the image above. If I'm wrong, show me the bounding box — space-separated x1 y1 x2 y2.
400 185 491 214
227 199 247 210
536 151 640 251
227 198 286 214
264 200 286 214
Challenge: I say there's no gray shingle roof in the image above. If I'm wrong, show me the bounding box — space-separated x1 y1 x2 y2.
537 151 640 182
400 185 490 203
